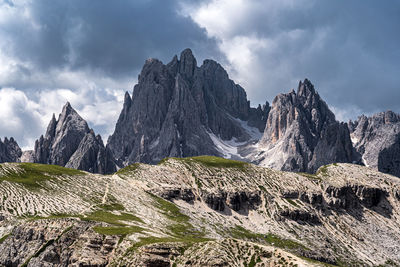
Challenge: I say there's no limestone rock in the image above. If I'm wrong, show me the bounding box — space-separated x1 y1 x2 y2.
33 102 116 174
0 137 22 163
253 79 354 173
107 48 268 167
349 111 400 177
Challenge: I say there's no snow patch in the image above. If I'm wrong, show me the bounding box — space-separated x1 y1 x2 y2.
208 132 243 159
149 137 160 149
350 133 359 145
231 117 263 141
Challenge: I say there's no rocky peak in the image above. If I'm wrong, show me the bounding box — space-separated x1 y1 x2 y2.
33 102 116 174
107 49 266 167
178 48 197 79
350 111 400 177
297 78 316 98
256 79 353 173
0 137 22 163
45 113 57 139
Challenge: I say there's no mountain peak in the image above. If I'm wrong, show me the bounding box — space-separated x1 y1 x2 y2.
62 101 72 111
179 48 197 79
33 102 116 174
297 78 316 98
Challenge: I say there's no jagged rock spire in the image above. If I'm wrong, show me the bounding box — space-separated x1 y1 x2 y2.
256 79 353 173
0 137 22 163
33 102 116 174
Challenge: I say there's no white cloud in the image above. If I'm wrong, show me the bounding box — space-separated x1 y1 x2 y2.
0 86 125 150
0 88 43 150
180 0 313 103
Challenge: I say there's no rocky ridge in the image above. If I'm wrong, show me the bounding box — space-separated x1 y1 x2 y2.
248 79 354 173
0 137 22 163
349 110 400 177
33 102 116 174
0 158 400 266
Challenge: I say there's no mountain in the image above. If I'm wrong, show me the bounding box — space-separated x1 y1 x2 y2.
107 49 268 167
0 137 22 163
107 49 359 174
33 102 116 174
0 158 399 266
248 79 354 173
349 111 400 177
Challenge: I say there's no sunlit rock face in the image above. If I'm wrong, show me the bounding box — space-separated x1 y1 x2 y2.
253 79 353 173
349 110 400 177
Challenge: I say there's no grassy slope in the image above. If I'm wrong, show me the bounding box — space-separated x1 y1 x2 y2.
0 163 84 188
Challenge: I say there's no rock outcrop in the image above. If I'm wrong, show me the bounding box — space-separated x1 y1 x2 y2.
0 137 22 163
33 102 116 174
107 48 268 167
252 79 354 173
349 111 400 177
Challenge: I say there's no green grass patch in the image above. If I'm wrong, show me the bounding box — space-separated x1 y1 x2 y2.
93 225 143 236
0 233 10 243
230 225 308 251
82 210 144 225
159 156 249 169
298 172 321 181
115 163 141 175
25 213 80 220
149 193 190 223
0 163 84 188
258 185 267 192
316 165 330 176
124 193 212 252
97 202 125 211
286 198 300 208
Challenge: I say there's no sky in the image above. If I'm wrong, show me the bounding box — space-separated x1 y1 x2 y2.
0 0 399 149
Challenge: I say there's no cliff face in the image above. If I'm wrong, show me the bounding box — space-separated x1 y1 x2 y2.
0 137 22 163
33 102 116 174
252 79 354 173
107 49 268 167
349 111 400 177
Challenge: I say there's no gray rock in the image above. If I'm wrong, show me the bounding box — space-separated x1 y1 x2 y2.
349 111 400 177
65 131 116 174
254 79 354 173
20 150 35 163
107 48 267 167
0 137 22 163
33 102 116 174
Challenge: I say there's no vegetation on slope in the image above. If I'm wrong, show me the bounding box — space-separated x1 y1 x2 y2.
159 155 249 169
0 163 84 188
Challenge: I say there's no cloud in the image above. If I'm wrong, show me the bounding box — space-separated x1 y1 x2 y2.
0 0 221 149
183 0 400 118
0 88 43 150
0 86 125 149
1 0 400 149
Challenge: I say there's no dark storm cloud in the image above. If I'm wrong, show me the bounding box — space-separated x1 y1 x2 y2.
197 0 400 119
1 0 400 149
0 0 220 82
